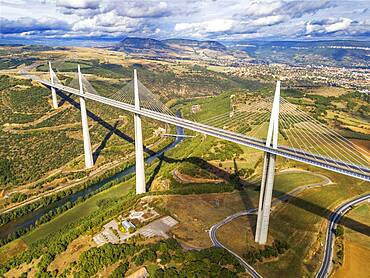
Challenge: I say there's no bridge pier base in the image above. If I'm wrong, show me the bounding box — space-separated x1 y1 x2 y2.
255 152 276 244
134 69 146 194
255 81 280 245
48 62 58 109
78 65 94 169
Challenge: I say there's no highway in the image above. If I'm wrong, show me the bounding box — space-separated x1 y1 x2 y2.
22 74 370 182
316 193 370 278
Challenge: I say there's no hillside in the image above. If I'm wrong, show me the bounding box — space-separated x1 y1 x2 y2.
112 37 251 63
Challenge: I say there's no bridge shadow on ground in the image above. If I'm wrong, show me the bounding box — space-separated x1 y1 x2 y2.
57 90 169 161
146 154 164 191
93 120 119 163
56 90 369 238
247 180 370 237
145 152 370 238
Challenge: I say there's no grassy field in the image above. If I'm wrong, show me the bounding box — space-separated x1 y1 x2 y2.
273 172 325 194
206 161 369 278
341 203 370 247
307 86 348 97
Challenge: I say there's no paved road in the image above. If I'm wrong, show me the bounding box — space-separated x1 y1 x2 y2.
316 193 370 278
209 208 262 278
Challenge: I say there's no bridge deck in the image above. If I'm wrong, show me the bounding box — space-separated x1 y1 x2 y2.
28 76 370 182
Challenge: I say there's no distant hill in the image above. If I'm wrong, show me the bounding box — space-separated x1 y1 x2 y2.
112 37 250 63
114 37 170 53
163 39 227 52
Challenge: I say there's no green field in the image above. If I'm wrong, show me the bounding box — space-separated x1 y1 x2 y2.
273 172 325 195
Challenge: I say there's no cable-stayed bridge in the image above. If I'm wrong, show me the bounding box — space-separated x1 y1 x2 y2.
20 62 369 244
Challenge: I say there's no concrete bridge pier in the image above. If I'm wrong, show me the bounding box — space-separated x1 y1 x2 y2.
255 81 280 245
48 62 58 109
78 65 94 169
133 69 146 194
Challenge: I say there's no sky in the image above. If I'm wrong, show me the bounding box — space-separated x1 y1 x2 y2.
1 0 369 42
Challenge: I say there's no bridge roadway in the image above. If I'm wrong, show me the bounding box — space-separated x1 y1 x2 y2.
29 76 370 182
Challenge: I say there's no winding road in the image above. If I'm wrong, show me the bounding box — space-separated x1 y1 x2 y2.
208 170 368 278
209 208 262 278
316 193 370 278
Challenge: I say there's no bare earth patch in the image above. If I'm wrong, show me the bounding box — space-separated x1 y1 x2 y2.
333 240 370 278
5 258 40 278
0 239 27 263
148 191 257 248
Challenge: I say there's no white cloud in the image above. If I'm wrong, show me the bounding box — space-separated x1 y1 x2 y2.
0 16 70 34
250 15 285 26
240 1 283 17
112 1 171 18
72 12 143 34
56 0 99 9
175 19 236 35
306 17 353 35
325 18 352 32
1 0 369 40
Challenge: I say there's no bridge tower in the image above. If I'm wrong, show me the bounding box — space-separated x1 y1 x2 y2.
78 65 94 169
255 81 280 245
133 69 146 194
48 62 58 109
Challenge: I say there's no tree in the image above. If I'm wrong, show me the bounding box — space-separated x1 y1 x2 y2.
153 268 164 278
335 225 344 237
0 159 12 185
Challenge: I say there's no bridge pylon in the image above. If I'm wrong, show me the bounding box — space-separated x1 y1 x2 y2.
78 65 94 169
255 81 280 245
48 62 58 109
133 69 146 194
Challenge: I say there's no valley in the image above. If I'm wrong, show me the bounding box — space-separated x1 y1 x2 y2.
0 42 369 278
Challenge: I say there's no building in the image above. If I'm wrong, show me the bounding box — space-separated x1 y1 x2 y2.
191 104 201 113
154 127 166 136
122 220 136 230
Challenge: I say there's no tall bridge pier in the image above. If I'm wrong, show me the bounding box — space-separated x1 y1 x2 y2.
48 62 58 109
78 65 94 169
255 81 280 245
133 69 146 194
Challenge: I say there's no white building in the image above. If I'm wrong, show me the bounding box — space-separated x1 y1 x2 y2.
122 220 136 230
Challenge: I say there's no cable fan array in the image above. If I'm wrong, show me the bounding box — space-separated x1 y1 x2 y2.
198 94 369 175
67 72 100 96
108 79 176 117
278 97 369 174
